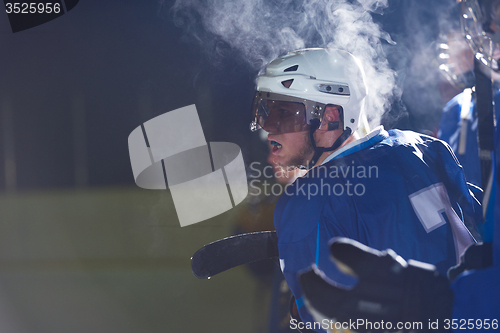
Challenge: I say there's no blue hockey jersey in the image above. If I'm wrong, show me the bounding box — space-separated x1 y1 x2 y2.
438 90 500 325
274 127 480 329
438 90 500 188
439 89 500 243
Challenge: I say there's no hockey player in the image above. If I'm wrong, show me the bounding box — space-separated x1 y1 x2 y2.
439 0 500 244
295 1 500 331
442 0 500 323
249 48 481 331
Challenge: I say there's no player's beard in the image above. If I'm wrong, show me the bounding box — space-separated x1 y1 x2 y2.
276 133 315 171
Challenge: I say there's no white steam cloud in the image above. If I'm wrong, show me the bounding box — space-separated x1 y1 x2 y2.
166 0 401 126
398 0 460 131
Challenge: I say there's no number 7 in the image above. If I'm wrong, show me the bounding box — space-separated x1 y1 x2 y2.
409 183 474 263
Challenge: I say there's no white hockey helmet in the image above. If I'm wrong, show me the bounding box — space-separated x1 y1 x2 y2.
250 48 367 135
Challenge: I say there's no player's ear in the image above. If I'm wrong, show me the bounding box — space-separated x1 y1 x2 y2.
319 105 340 130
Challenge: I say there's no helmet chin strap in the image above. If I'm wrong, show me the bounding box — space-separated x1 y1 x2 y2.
307 118 352 168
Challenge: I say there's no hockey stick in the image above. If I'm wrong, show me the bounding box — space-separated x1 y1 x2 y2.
474 58 496 245
191 231 279 279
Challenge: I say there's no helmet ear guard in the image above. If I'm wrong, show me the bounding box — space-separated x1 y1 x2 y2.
308 119 352 168
327 121 340 131
322 104 344 131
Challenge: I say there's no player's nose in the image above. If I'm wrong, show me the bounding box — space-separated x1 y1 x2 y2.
263 112 280 133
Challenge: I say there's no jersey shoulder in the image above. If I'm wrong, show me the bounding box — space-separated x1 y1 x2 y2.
350 129 453 165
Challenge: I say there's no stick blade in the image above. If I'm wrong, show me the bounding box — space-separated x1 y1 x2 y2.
191 231 279 279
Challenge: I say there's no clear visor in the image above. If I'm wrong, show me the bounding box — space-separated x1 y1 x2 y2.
461 0 500 71
250 92 325 134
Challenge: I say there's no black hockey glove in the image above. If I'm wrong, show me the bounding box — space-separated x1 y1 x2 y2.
448 242 493 281
299 238 453 332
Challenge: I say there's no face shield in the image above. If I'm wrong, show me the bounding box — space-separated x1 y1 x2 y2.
461 0 500 71
249 92 329 134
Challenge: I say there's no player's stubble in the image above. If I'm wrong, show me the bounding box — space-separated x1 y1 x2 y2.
276 132 315 171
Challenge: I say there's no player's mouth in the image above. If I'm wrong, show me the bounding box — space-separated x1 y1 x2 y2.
270 140 282 155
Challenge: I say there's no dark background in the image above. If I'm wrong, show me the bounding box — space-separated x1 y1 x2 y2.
0 0 460 192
